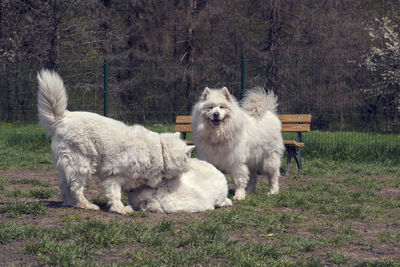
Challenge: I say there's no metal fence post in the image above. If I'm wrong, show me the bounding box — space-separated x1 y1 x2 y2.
240 56 246 99
103 59 109 117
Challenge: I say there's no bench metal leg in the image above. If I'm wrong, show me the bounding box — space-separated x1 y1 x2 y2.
286 147 292 175
285 145 302 175
294 147 302 171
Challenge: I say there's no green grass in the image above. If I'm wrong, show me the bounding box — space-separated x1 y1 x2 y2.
0 222 38 244
29 187 56 199
12 178 51 187
0 176 52 189
0 176 10 190
0 202 47 218
1 123 399 170
4 189 399 266
0 166 399 266
0 123 400 265
297 130 400 163
0 123 53 169
326 250 349 265
0 176 55 199
4 188 29 198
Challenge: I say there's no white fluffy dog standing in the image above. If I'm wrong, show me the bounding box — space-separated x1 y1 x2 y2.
37 70 194 214
192 87 285 201
128 158 232 213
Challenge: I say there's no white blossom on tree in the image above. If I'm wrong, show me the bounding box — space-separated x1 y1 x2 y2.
360 17 400 114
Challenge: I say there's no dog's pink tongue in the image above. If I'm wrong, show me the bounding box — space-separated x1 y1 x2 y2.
211 120 221 126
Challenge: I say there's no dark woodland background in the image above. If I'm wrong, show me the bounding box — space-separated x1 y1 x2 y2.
1 0 399 132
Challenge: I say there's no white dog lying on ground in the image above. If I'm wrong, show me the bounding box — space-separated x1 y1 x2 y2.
191 87 285 201
37 70 193 214
128 158 232 213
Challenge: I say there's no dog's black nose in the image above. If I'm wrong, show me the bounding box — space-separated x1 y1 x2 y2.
213 112 220 119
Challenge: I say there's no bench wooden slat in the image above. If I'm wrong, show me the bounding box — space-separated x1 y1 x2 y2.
283 140 305 147
185 140 195 145
279 114 311 123
281 124 310 132
174 124 193 132
176 115 192 123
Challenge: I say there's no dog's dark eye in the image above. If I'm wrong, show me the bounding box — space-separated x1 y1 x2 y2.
220 106 225 109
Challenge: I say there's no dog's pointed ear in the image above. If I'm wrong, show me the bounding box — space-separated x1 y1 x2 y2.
221 87 231 101
201 87 211 101
186 145 195 156
174 132 181 138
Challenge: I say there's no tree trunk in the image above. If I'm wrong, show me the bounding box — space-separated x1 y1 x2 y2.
47 0 61 69
184 0 195 114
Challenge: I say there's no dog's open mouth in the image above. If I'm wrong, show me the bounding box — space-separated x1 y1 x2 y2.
210 119 221 126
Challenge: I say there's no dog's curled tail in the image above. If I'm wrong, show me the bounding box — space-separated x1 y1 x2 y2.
241 87 278 118
37 69 68 136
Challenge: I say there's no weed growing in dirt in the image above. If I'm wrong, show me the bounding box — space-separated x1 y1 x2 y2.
1 176 55 200
4 187 55 199
24 240 95 266
0 176 10 190
0 222 38 244
29 187 56 199
13 178 51 187
356 259 400 266
326 250 349 264
4 188 28 198
0 176 51 187
0 202 47 218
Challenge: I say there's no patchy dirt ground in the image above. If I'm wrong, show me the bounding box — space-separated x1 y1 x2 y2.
0 169 399 266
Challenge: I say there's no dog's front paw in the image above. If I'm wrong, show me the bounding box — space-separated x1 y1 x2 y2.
109 206 126 214
76 202 100 211
267 188 279 195
233 189 246 201
109 204 134 214
123 205 134 214
223 198 233 206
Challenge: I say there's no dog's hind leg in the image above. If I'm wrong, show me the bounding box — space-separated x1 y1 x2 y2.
103 177 133 214
58 170 75 207
263 152 281 195
246 170 258 193
58 157 100 210
70 177 100 210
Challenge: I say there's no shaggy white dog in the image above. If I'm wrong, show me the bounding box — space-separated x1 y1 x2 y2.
128 158 232 213
37 70 193 214
191 87 285 201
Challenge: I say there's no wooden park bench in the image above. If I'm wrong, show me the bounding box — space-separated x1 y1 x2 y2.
174 114 312 175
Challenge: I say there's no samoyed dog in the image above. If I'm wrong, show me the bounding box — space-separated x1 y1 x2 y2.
192 87 285 201
37 70 193 214
128 158 232 213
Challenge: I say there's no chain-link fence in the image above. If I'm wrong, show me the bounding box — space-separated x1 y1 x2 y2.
1 59 399 162
1 59 399 131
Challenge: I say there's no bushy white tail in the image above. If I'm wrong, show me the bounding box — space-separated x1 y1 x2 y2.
37 69 68 136
241 87 278 118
